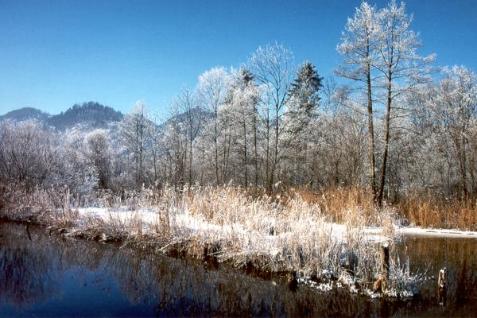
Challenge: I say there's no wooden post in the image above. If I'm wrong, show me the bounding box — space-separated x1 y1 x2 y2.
381 242 390 279
437 267 447 306
287 271 298 292
373 242 390 293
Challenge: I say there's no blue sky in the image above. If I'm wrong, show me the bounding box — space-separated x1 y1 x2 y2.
0 0 476 116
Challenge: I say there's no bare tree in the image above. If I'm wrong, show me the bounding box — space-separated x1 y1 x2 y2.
249 42 294 190
337 2 380 200
197 67 232 185
375 0 434 205
86 130 111 189
428 66 477 198
174 89 202 186
120 101 150 188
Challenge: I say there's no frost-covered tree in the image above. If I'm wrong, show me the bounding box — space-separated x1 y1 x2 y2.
197 67 232 185
249 42 294 190
86 130 111 189
375 0 434 205
337 1 380 199
0 120 58 191
286 61 322 134
228 68 261 186
60 132 99 201
174 89 202 186
282 62 322 185
120 102 151 188
149 114 165 185
160 115 188 189
428 66 477 198
338 1 434 205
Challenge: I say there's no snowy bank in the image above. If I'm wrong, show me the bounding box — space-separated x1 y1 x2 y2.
397 226 477 239
75 206 392 244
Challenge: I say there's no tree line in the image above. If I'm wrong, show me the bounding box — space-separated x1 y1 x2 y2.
1 1 476 207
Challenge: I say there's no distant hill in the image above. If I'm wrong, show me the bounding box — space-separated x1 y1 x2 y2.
161 106 213 129
48 102 123 130
0 107 50 122
1 103 213 136
0 102 124 130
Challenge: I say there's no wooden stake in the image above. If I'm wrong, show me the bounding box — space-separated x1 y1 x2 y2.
381 242 390 279
437 267 447 306
373 242 390 293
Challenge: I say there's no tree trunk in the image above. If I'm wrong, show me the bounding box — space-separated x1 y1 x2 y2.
189 138 193 186
243 115 248 187
253 105 259 187
273 101 281 189
153 150 157 182
269 100 280 192
214 109 219 185
458 134 468 200
366 50 377 202
265 108 271 191
378 75 392 207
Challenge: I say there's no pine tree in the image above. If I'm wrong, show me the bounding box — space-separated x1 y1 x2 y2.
287 61 322 133
282 62 322 185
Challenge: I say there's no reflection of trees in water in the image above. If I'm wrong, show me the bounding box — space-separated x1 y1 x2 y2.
0 223 113 308
402 237 477 305
3 223 475 316
0 223 400 316
105 250 393 316
0 223 383 316
0 225 59 307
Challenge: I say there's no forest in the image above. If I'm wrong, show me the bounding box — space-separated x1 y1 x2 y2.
1 1 476 228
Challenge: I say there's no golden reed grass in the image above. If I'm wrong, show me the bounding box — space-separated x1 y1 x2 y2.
292 186 477 231
397 193 477 230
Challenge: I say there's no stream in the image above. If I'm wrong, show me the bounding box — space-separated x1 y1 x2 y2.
0 221 476 317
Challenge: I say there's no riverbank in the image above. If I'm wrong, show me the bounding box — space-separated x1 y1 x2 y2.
1 186 438 299
6 184 474 302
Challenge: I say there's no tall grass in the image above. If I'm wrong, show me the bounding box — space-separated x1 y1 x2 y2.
292 187 378 224
397 193 477 231
289 186 477 231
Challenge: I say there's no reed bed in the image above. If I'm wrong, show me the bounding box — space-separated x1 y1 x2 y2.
0 184 426 298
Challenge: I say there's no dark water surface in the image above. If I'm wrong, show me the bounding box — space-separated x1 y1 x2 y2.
0 222 476 317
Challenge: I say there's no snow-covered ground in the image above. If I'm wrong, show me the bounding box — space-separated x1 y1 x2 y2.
397 226 477 238
75 206 387 242
75 206 477 242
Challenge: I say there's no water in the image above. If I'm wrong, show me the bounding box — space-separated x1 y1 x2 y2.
0 222 476 317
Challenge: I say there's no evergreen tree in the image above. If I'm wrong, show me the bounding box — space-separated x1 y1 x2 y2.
286 62 323 133
281 62 322 185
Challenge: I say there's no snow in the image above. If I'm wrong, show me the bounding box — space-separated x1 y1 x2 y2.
74 207 477 251
77 207 159 224
75 206 393 243
397 226 477 239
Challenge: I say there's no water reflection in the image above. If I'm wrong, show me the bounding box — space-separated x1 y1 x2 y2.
0 225 60 307
0 222 476 317
398 236 477 316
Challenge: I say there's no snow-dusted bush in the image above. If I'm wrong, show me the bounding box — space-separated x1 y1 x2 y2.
0 120 60 190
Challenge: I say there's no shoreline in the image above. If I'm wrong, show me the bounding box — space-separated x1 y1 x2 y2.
0 200 438 300
397 227 477 239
